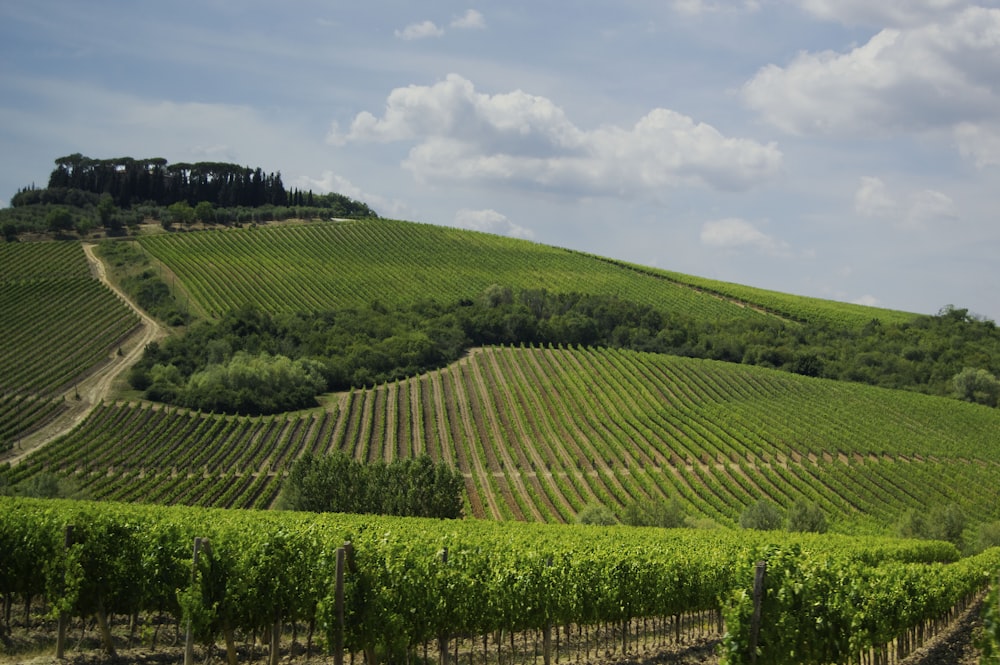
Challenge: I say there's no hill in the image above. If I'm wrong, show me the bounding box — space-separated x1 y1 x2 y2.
136 218 913 326
1 218 999 537
6 344 1000 532
0 242 139 451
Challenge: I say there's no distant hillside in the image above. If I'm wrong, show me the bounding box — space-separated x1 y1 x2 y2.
0 242 138 451
133 219 999 405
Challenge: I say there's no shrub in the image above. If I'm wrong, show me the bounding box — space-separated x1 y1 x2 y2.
577 504 619 526
786 500 828 533
739 499 783 531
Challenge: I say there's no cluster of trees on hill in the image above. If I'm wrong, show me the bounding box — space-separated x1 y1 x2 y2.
128 286 1000 415
2 154 377 239
277 452 464 518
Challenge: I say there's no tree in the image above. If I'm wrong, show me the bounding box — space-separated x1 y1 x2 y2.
167 200 194 226
622 496 686 528
194 201 215 224
97 193 119 229
277 452 463 518
897 504 966 546
953 367 1000 407
739 500 783 531
786 500 828 533
45 207 73 232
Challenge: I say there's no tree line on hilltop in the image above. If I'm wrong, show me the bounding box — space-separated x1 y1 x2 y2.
2 154 377 239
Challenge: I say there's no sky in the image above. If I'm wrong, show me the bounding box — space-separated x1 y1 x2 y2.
2 0 999 321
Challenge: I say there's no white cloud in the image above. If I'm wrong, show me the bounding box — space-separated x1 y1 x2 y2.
671 0 760 15
907 188 957 228
330 74 782 195
853 294 882 306
451 9 486 30
854 176 897 217
395 10 484 40
700 217 791 255
394 20 445 40
743 6 1000 159
454 208 534 239
954 121 1000 167
853 176 956 229
792 0 968 27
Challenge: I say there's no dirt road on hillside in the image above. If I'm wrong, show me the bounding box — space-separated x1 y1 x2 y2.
1 243 167 466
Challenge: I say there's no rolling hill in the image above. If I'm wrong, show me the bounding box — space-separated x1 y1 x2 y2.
1 218 998 536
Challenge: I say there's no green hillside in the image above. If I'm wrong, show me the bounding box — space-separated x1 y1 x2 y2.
2 219 998 539
9 346 1000 533
136 219 805 321
0 242 139 451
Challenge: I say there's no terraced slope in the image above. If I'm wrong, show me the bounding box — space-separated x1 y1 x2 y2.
0 242 140 451
12 346 1000 529
138 219 909 326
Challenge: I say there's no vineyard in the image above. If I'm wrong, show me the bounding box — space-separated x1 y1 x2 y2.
621 259 917 328
0 242 139 451
2 496 997 665
9 346 1000 529
3 219 999 663
136 220 908 326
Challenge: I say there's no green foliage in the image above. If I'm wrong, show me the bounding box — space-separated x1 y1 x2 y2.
0 497 986 665
45 206 74 232
96 193 118 230
10 471 88 499
739 500 783 531
179 351 326 414
167 200 194 226
786 500 828 534
278 452 464 518
576 504 619 525
953 367 1000 407
721 544 998 665
896 504 967 546
978 582 1000 664
193 200 214 223
975 523 1000 554
621 497 686 528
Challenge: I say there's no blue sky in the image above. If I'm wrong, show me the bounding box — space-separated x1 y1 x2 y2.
2 0 999 321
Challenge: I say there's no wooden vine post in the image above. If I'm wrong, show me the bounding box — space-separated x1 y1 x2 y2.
334 542 354 665
55 525 74 659
438 547 450 665
184 537 210 665
543 556 553 665
334 545 346 665
749 561 767 665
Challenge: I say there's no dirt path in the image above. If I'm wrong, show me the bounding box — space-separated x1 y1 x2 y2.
0 243 168 466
